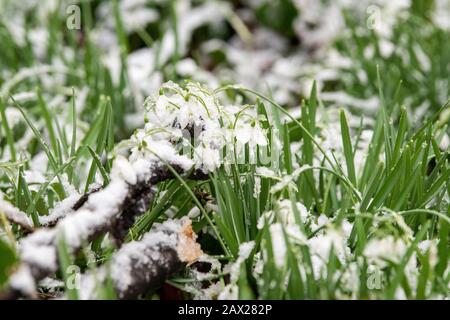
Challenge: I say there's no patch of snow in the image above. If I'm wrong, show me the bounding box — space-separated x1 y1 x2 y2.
9 266 36 296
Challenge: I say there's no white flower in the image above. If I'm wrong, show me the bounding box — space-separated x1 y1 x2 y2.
177 96 210 129
307 226 351 279
133 82 271 176
199 120 225 149
308 228 350 263
193 143 221 173
364 236 408 267
147 93 182 127
275 199 309 225
235 122 267 147
129 130 149 159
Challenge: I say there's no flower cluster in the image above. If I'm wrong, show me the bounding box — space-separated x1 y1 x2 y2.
123 81 271 174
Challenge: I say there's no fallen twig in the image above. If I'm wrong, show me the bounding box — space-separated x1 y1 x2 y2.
0 186 101 233
79 218 202 299
3 157 206 298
